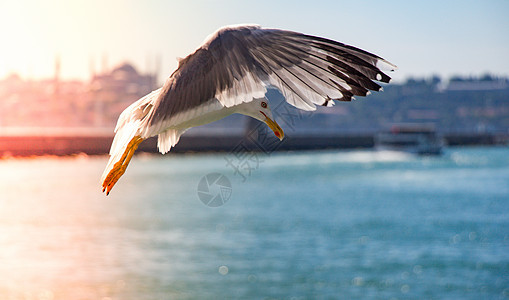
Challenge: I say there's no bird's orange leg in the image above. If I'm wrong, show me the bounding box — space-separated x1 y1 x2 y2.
102 136 144 195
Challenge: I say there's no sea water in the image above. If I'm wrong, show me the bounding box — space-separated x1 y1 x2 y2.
0 147 508 299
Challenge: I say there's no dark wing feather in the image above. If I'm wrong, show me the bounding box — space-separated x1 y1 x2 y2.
149 25 396 128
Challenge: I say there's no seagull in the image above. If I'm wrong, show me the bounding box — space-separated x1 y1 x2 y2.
101 24 396 195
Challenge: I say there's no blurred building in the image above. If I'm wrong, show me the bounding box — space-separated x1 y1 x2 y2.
88 62 158 127
0 60 159 128
0 62 508 138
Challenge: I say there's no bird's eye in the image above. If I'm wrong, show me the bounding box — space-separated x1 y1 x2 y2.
261 101 267 108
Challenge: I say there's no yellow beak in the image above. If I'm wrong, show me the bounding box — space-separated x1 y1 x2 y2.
264 116 285 141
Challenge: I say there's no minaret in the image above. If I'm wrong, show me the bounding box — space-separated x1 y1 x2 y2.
154 54 161 88
101 53 108 74
89 55 96 79
53 55 60 94
53 55 61 113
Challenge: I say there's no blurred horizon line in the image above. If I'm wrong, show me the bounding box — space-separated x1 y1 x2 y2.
2 55 509 85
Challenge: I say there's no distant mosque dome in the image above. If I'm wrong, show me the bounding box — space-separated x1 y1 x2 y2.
112 63 139 80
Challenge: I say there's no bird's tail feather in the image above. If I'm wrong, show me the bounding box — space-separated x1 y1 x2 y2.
101 88 161 193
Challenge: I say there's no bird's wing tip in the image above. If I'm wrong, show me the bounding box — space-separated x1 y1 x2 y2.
377 59 398 72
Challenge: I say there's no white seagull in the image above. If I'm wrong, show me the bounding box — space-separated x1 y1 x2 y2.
101 24 396 195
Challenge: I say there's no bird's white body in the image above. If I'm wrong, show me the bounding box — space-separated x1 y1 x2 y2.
154 97 275 154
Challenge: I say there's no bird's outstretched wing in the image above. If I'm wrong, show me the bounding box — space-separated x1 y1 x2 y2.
148 24 396 133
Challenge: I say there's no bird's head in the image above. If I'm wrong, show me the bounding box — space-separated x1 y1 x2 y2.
238 98 284 141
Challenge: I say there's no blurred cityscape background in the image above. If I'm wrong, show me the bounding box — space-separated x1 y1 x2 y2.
0 56 507 156
0 58 159 129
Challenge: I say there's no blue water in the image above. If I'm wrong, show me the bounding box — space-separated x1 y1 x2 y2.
0 147 508 299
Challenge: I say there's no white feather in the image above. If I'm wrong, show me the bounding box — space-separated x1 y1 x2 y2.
158 129 185 154
216 72 267 107
101 88 161 182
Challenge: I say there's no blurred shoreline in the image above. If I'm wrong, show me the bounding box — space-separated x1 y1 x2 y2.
0 128 506 157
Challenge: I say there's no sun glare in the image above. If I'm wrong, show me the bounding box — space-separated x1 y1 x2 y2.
0 0 119 80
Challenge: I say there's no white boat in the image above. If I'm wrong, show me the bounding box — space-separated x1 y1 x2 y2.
375 124 444 155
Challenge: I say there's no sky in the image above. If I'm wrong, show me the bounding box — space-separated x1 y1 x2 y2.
0 0 508 83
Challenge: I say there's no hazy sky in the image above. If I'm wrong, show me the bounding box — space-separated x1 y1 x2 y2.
1 0 508 83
